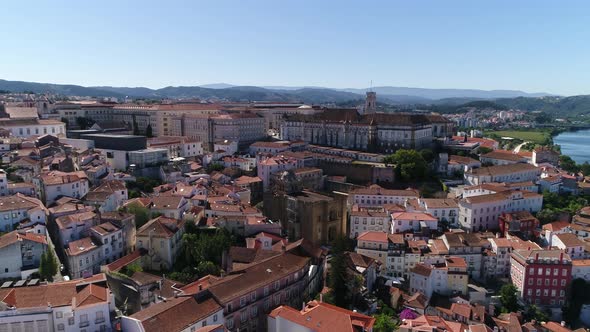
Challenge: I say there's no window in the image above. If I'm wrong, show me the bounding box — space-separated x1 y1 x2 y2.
96 311 105 323
226 318 234 329
561 280 566 286
56 312 63 319
240 311 247 323
213 314 218 322
240 296 247 307
274 281 280 290
562 269 568 276
528 279 533 286
68 317 74 326
57 324 65 331
251 305 258 317
264 286 269 296
251 292 256 301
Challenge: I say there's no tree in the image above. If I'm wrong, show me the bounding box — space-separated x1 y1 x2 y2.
39 250 58 281
373 300 399 332
563 278 590 325
559 155 580 173
419 149 435 164
146 124 153 138
374 313 398 332
124 203 151 229
328 236 352 308
499 284 520 313
581 162 590 176
524 304 550 323
123 262 143 277
536 209 557 224
385 149 428 182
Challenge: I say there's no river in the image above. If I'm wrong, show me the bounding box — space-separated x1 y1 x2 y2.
553 129 590 164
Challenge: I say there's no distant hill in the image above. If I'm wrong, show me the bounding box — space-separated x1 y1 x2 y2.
495 95 590 116
0 79 562 109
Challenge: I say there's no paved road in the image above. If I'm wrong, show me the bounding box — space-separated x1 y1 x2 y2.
513 141 530 153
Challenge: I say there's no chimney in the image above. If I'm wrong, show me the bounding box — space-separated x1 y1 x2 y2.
173 291 178 298
319 293 323 303
560 252 563 261
561 321 566 327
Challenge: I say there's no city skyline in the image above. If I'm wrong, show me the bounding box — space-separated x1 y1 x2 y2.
1 0 590 95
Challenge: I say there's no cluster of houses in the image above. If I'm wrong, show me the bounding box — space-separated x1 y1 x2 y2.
2 97 590 332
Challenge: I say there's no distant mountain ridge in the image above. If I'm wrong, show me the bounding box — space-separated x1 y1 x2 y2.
0 79 554 105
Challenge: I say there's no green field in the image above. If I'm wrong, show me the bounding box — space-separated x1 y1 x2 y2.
486 130 551 144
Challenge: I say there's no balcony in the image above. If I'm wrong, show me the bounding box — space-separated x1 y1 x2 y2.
79 321 89 328
95 317 105 324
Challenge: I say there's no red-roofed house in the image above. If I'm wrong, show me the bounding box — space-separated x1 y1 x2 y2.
136 216 186 271
0 275 113 332
0 230 47 279
391 212 438 233
268 300 375 332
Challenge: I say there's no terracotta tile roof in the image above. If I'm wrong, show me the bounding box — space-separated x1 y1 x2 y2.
421 198 459 209
411 263 433 277
180 275 219 295
0 276 107 309
404 292 429 309
554 233 585 247
269 300 375 332
542 321 572 332
55 211 96 230
130 295 222 332
105 249 146 272
391 212 437 221
467 163 539 177
137 216 186 239
445 256 467 268
0 193 43 212
66 237 99 256
482 150 526 162
0 230 47 249
74 284 108 308
357 231 389 243
90 221 120 236
37 170 88 185
351 184 420 197
208 252 309 303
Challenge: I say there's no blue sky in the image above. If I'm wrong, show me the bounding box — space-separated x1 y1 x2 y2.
1 0 589 95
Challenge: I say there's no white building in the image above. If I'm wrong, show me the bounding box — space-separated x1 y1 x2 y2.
459 190 543 232
348 184 420 208
136 216 186 271
0 193 47 232
257 155 301 191
0 275 114 332
349 210 390 238
0 118 66 138
464 163 540 185
268 300 375 332
552 233 586 259
148 136 203 158
390 212 438 234
121 295 224 332
33 171 90 205
0 230 47 279
66 237 103 278
90 222 125 264
84 180 128 212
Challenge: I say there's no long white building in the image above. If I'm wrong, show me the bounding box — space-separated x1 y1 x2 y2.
459 190 543 231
